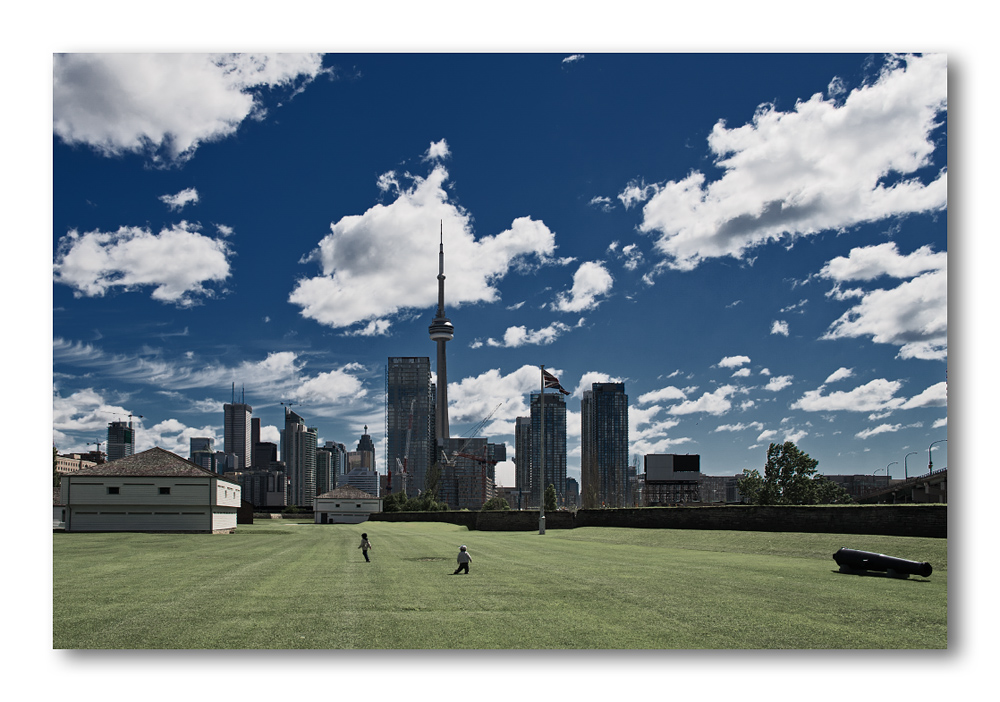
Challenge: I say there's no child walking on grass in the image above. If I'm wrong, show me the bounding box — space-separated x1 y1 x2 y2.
453 544 471 574
358 533 372 562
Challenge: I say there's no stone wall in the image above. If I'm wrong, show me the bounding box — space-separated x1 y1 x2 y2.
370 504 946 538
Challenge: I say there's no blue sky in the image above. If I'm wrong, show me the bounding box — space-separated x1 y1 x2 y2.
51 52 949 486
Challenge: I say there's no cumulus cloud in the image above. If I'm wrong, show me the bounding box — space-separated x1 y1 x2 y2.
551 261 614 313
638 386 688 404
290 165 559 331
618 178 658 209
53 222 232 306
424 139 451 161
668 385 738 416
447 365 541 426
635 54 947 271
562 55 585 64
589 196 614 212
765 375 793 392
824 367 854 384
159 187 199 211
718 355 751 369
484 321 576 348
900 381 947 409
771 320 789 336
792 378 905 413
819 243 947 360
53 53 325 163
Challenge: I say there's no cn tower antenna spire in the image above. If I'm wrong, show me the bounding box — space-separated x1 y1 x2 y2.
429 220 454 444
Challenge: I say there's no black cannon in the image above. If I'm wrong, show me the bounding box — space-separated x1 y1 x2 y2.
833 548 932 578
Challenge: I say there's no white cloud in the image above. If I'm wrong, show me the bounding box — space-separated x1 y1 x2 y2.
764 375 793 392
638 386 687 404
715 421 764 433
771 320 789 336
53 222 232 306
732 368 751 378
822 269 946 360
290 165 558 330
618 178 658 209
855 422 923 440
292 364 368 405
447 365 541 426
590 196 614 212
54 53 325 163
718 355 751 369
792 378 905 413
668 385 737 416
818 242 946 282
562 55 585 64
424 139 451 161
572 371 626 399
159 187 199 211
552 261 614 313
636 54 947 271
824 367 854 384
485 321 574 348
901 381 947 409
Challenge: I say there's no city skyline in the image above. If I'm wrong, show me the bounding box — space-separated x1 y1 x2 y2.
52 53 948 487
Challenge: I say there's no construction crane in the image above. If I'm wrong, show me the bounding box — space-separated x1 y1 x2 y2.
87 440 105 464
452 402 506 504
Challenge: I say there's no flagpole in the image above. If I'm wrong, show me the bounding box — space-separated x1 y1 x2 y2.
539 364 545 535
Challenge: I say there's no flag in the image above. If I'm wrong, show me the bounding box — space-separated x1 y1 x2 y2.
542 368 570 395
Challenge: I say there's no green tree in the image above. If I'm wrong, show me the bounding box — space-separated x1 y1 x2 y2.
737 441 854 505
481 496 510 511
382 491 410 512
544 484 558 512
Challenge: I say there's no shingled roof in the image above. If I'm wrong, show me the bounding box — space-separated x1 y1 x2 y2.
316 485 378 500
67 447 238 484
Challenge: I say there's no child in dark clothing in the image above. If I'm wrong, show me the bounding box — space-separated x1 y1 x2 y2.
453 544 471 574
358 533 372 562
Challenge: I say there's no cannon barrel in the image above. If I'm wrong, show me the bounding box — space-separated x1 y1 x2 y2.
833 548 932 578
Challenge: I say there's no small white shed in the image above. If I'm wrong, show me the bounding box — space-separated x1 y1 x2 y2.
314 485 382 524
62 447 241 533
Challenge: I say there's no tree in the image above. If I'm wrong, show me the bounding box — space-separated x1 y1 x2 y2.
544 484 558 512
737 441 854 505
481 496 510 511
382 491 410 512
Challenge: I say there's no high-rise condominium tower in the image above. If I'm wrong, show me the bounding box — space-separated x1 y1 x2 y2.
386 356 435 497
283 408 317 508
106 420 135 462
581 382 629 508
530 392 567 507
224 398 253 469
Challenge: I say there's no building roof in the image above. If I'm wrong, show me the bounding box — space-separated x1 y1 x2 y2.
66 447 238 484
316 485 378 500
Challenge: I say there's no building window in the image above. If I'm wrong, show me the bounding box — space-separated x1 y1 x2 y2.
107 486 120 495
159 487 171 495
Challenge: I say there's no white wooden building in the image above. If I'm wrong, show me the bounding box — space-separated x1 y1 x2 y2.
314 485 382 524
61 447 241 533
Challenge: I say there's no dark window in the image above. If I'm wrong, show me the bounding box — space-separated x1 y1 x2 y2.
159 487 171 495
107 486 120 495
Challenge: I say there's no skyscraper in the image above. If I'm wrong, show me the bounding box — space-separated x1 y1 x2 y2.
190 436 215 472
283 408 317 508
224 397 252 469
530 392 567 508
581 382 629 508
386 356 435 497
514 416 533 505
428 224 453 449
106 420 135 462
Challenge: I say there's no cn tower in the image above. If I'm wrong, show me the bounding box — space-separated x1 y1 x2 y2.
428 222 453 446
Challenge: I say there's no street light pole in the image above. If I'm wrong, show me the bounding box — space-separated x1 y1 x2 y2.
885 461 898 484
928 439 947 475
904 452 918 480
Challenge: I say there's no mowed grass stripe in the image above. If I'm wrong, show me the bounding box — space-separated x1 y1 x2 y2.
53 521 946 649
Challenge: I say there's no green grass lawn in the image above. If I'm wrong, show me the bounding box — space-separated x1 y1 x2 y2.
52 521 947 649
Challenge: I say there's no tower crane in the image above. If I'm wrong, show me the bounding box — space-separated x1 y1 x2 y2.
88 440 105 464
453 402 506 504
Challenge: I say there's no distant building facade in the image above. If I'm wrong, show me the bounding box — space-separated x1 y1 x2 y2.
61 447 241 533
514 416 532 507
283 409 317 508
314 485 382 524
581 382 629 509
224 401 253 469
386 356 436 497
643 454 703 505
106 421 135 462
530 392 567 508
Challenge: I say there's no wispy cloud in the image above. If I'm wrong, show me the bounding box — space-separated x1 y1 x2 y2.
159 187 199 211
